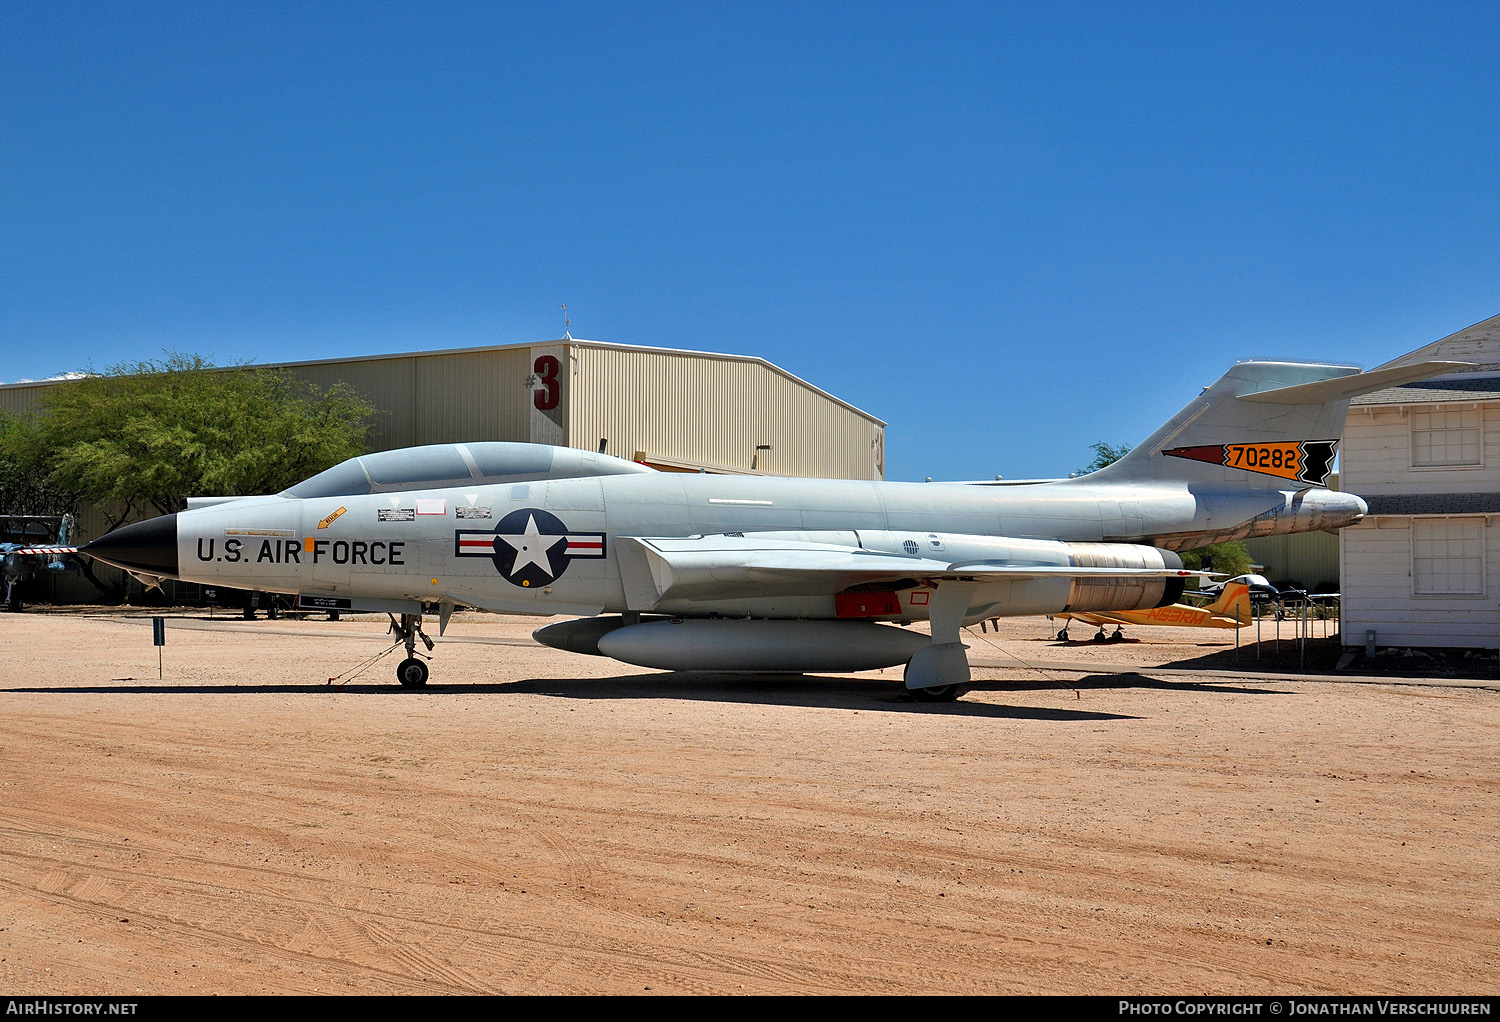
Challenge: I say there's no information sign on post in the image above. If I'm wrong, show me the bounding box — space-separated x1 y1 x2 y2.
152 616 165 679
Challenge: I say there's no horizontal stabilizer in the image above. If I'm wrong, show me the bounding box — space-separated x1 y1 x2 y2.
1236 361 1474 405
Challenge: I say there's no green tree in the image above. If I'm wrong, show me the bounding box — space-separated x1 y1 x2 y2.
1077 441 1131 475
1078 439 1252 578
0 409 78 515
22 354 372 529
1177 542 1253 580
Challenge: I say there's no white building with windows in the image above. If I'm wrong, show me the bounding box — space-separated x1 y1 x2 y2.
1340 313 1500 648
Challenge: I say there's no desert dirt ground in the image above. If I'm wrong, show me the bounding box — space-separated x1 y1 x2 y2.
0 607 1495 995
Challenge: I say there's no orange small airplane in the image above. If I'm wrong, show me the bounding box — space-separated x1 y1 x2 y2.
1052 582 1251 641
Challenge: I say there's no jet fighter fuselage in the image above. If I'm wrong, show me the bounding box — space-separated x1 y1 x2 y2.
163 470 1359 620
81 358 1466 698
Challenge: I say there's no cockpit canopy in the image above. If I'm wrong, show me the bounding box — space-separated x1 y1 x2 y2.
282 442 654 499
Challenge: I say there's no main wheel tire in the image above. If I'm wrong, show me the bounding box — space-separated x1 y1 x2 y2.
1057 628 1069 641
396 657 429 688
912 684 966 702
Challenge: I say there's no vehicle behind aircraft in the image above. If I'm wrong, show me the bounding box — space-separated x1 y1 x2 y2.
1 514 76 612
1052 581 1252 641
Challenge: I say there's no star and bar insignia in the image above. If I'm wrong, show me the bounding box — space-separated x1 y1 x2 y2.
454 508 605 588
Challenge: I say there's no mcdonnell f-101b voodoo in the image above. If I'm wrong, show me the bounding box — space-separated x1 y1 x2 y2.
80 359 1461 699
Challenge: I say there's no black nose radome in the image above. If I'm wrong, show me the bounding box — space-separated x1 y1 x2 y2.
84 514 179 577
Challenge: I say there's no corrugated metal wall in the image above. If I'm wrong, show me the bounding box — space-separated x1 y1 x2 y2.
1241 530 1340 590
0 383 48 416
569 344 885 479
413 347 534 448
287 357 419 451
288 348 535 451
3 342 885 483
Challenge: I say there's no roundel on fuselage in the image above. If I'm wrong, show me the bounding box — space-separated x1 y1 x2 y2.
453 507 607 588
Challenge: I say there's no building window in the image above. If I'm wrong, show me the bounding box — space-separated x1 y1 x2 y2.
1412 518 1484 595
1410 408 1481 467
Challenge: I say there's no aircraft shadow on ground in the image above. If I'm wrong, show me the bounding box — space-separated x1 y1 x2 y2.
983 672 1287 696
483 673 1139 719
1159 637 1344 674
0 669 1302 718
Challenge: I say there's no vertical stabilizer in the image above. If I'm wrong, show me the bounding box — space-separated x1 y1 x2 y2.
1091 360 1468 492
1205 582 1252 626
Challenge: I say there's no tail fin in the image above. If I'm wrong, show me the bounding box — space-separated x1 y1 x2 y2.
1093 360 1469 490
1207 582 1252 626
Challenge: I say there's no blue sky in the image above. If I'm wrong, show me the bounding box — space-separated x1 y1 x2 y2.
4 2 1498 481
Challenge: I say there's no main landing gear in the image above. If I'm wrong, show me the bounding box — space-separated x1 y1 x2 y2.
1057 624 1124 642
910 683 968 702
389 613 434 687
903 635 972 703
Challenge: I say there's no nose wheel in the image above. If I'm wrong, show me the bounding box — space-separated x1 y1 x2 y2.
388 613 434 687
396 657 429 688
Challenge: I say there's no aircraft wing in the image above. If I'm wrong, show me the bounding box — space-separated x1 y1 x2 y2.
620 535 1203 604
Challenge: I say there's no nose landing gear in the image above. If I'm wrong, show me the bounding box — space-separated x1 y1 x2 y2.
388 613 434 687
396 657 429 687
